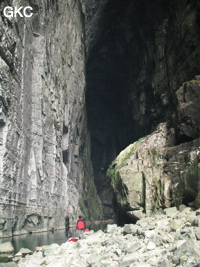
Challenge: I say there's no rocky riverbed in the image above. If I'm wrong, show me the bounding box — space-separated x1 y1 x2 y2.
1 206 200 267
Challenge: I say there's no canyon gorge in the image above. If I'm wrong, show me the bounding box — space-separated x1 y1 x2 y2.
0 0 199 238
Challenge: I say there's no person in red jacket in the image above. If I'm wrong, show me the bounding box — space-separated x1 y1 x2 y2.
76 216 86 229
76 216 86 239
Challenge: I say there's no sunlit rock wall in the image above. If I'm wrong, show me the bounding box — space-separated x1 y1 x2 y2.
0 0 102 237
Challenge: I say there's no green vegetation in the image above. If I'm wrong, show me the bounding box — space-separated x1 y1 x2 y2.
107 136 146 181
0 257 11 263
149 148 158 166
106 136 147 209
79 180 103 221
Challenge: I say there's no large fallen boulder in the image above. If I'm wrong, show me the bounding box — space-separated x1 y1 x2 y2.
107 122 200 215
107 76 200 216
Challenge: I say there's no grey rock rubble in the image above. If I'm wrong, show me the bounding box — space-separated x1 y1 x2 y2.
13 206 200 267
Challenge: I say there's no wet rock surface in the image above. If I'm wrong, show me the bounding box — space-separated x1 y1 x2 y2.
9 207 199 266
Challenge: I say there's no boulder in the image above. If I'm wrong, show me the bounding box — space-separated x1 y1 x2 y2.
172 239 200 263
195 228 200 240
0 242 14 256
124 241 143 253
106 224 118 233
15 248 33 257
120 253 138 267
193 215 200 227
146 241 156 250
164 207 178 216
123 224 135 235
0 263 18 267
157 258 171 267
41 244 61 256
107 89 200 214
169 219 185 231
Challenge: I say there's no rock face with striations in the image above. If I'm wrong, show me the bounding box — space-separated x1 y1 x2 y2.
107 77 200 216
0 0 200 236
0 0 102 237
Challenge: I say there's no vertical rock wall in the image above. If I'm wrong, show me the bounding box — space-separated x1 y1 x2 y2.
0 0 102 237
104 0 200 220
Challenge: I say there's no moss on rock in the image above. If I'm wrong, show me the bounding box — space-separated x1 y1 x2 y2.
107 122 200 215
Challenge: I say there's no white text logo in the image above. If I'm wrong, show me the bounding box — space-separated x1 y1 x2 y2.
3 6 33 18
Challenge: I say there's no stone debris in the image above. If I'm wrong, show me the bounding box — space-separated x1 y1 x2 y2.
14 248 33 257
14 207 200 267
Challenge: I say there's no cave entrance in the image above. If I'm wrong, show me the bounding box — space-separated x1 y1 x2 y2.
85 0 168 224
85 1 137 223
85 0 200 223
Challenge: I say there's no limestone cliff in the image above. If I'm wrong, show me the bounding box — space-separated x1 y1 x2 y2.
0 0 200 235
0 0 102 237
